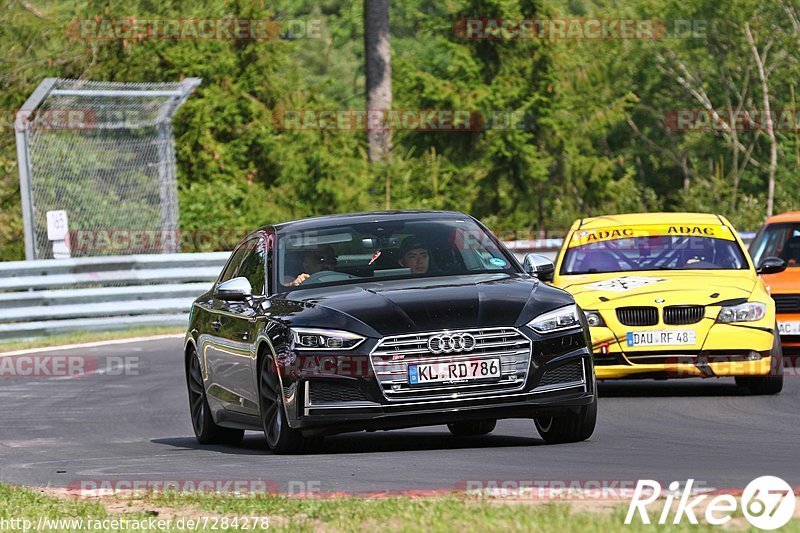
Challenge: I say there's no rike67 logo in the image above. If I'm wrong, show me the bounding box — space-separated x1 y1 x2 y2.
626 477 795 530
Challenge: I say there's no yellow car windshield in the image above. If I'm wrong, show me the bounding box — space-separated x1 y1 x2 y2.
562 225 747 275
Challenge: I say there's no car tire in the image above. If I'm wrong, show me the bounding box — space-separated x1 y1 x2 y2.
187 348 245 445
258 353 308 455
735 327 784 396
447 420 497 437
534 394 597 444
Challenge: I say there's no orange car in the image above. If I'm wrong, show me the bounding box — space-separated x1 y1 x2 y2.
750 212 800 355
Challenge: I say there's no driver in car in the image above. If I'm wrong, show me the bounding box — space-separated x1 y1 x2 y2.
287 245 337 286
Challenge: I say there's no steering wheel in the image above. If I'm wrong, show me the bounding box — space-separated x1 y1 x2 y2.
681 260 719 270
302 271 358 284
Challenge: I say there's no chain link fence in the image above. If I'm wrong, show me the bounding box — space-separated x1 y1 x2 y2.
15 78 201 259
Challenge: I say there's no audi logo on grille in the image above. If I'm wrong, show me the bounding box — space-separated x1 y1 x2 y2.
427 333 476 354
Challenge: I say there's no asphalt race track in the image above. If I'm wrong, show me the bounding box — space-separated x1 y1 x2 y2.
1 336 799 493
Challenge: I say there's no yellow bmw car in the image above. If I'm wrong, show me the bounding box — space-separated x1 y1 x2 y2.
550 212 785 394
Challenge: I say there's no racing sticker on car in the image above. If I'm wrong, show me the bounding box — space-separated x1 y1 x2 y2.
585 276 666 292
569 224 735 246
489 257 507 268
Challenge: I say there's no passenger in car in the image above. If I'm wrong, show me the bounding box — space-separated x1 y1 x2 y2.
398 238 431 274
779 236 800 265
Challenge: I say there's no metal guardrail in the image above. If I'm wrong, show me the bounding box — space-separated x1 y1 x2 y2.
0 232 754 341
0 252 228 340
0 248 549 341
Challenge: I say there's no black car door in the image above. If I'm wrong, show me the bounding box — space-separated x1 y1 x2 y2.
220 236 267 413
201 241 257 413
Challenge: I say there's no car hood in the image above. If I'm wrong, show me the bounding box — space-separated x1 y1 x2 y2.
555 270 758 309
761 268 800 294
279 273 573 337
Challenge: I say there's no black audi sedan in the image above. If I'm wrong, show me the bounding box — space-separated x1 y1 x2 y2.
184 211 596 453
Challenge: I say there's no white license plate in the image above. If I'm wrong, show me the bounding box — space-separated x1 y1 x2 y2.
626 330 696 347
408 358 501 385
778 321 800 336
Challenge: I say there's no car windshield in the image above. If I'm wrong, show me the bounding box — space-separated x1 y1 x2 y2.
278 218 516 290
750 222 800 268
561 234 748 275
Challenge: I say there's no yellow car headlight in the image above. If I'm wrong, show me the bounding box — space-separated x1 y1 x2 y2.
716 302 766 323
583 310 606 327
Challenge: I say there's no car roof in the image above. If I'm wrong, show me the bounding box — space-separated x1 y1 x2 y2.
265 210 474 234
572 212 727 230
764 211 800 224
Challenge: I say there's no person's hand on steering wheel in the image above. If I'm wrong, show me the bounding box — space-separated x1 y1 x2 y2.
290 273 310 286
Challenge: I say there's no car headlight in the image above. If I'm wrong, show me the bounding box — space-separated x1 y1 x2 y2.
291 328 365 350
716 302 766 323
527 304 582 334
583 310 605 328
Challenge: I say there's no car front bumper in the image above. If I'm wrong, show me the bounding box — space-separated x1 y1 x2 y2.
587 323 776 379
295 381 594 436
593 356 774 379
287 346 594 436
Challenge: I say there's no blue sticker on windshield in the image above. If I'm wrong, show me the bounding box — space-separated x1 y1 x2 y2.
489 258 507 267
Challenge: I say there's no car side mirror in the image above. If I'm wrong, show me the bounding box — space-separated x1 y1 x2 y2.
757 256 787 275
522 253 555 282
214 277 253 301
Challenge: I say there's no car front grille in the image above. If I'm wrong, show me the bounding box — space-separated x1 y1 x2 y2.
537 360 585 388
370 327 532 401
663 305 704 325
773 294 800 313
307 381 367 404
616 307 658 326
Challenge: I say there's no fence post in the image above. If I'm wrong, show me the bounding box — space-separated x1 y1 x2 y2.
15 78 57 261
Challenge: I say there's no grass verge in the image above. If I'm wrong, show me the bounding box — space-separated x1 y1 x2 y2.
1 483 789 532
0 326 184 353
